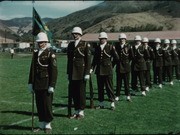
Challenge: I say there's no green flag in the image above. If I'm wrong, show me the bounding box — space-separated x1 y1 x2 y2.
32 7 53 45
32 7 44 36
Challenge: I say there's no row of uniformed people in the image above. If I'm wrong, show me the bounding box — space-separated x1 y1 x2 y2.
28 28 179 132
67 28 180 119
113 34 151 101
153 38 180 87
92 32 180 111
94 33 180 98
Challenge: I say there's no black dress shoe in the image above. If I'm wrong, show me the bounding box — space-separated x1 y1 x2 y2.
44 128 52 134
69 114 77 119
33 128 43 132
95 106 104 109
127 99 132 102
110 106 115 110
76 114 84 120
131 93 136 96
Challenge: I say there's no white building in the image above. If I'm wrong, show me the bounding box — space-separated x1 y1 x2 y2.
18 42 30 49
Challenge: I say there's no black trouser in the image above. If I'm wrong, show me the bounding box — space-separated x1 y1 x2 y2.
35 90 53 122
131 70 146 91
11 54 14 59
144 70 152 87
163 66 172 82
172 65 180 80
96 75 115 102
153 66 163 84
116 72 130 97
69 80 86 110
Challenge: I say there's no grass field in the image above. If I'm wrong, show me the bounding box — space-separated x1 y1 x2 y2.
0 52 180 134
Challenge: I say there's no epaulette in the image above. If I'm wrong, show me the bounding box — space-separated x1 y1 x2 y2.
83 40 91 48
34 49 38 52
47 48 53 52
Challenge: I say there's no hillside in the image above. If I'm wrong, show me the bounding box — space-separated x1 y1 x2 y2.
0 1 180 42
0 20 19 43
0 17 54 43
0 17 53 36
84 11 179 33
48 1 180 39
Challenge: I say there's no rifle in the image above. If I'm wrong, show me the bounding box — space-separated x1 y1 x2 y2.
31 36 35 131
89 75 94 108
68 83 72 117
32 93 34 130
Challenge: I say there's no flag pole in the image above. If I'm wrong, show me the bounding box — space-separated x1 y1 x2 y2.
31 0 35 131
31 38 35 131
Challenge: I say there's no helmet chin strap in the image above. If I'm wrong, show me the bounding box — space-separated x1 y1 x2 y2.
38 43 47 49
73 33 81 40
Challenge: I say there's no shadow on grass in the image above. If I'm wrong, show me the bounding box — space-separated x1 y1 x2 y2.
53 103 69 108
53 113 68 118
1 111 37 116
0 125 31 131
52 103 71 118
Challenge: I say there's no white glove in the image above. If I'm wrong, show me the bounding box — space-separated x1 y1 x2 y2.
173 46 176 50
156 46 160 50
90 69 93 74
84 75 90 80
48 87 54 93
28 84 34 93
145 45 148 50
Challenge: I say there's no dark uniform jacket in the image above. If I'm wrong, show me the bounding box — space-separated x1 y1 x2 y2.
67 40 91 80
131 44 147 71
114 43 133 73
28 48 58 90
171 48 179 66
92 43 119 75
144 46 155 70
178 48 180 61
163 46 172 66
153 47 163 67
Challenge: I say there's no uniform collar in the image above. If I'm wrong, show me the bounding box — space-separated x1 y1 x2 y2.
38 47 47 56
120 43 125 48
39 46 47 51
173 46 177 50
164 45 169 50
100 42 107 50
135 43 141 49
74 38 81 47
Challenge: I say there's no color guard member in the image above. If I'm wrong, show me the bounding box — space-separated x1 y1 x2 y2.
142 37 155 91
28 32 58 133
114 33 133 102
171 39 180 81
153 38 163 88
67 27 91 119
91 32 119 110
131 35 147 96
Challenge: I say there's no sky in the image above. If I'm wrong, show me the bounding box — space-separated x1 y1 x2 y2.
0 1 103 20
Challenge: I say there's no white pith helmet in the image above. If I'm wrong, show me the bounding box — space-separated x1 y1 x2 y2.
171 39 177 44
72 27 82 35
164 39 170 44
142 37 149 43
134 35 142 41
99 32 108 39
36 32 48 42
119 33 127 39
154 38 161 43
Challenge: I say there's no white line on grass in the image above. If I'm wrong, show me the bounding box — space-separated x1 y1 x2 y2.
1 100 32 105
10 118 33 126
8 107 66 126
9 96 16 99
